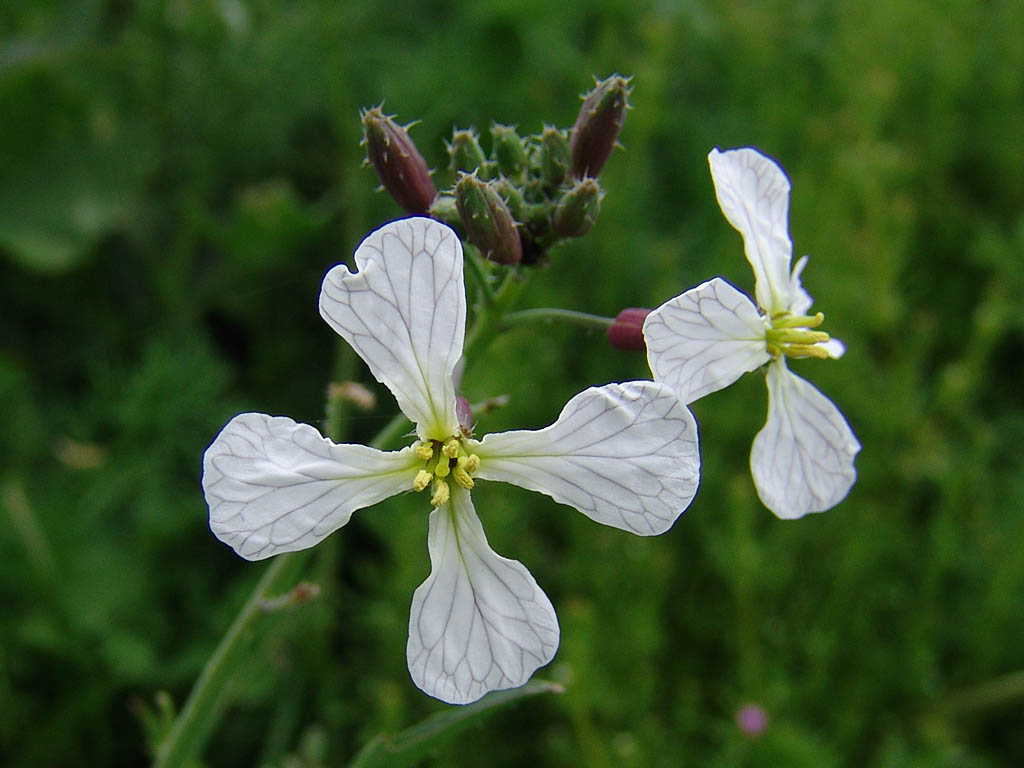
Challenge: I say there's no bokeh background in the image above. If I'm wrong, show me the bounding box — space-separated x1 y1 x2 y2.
3 1 1024 766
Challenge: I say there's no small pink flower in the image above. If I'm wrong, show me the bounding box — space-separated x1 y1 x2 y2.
735 703 769 738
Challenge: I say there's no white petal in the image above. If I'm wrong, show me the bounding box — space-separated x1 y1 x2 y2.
751 362 861 519
407 489 559 705
203 413 419 560
788 255 815 316
644 277 771 404
709 147 794 315
473 381 700 535
820 338 846 359
319 217 465 439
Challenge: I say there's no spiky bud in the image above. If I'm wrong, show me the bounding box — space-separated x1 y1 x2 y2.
569 74 631 179
492 176 527 222
455 173 522 265
360 107 436 213
606 308 651 351
427 195 461 228
538 125 570 188
490 123 529 180
552 177 603 238
448 129 489 177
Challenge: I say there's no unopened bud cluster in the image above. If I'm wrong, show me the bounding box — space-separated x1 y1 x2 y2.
360 75 630 266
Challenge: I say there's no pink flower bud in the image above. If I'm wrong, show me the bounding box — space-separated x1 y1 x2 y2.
606 307 651 351
456 394 474 435
569 74 631 179
361 107 436 214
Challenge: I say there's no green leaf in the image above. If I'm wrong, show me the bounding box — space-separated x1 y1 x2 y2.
348 680 564 768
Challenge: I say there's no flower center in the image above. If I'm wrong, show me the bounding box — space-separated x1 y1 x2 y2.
411 436 480 506
765 311 832 360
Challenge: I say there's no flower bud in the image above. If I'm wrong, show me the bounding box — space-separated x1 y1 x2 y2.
606 308 651 351
427 194 461 228
538 125 570 188
491 176 527 222
455 172 522 265
490 123 529 180
569 74 631 179
552 177 603 238
447 128 489 177
360 107 436 213
456 394 474 435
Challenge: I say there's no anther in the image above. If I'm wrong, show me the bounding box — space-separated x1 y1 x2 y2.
415 443 435 461
773 312 825 329
461 454 480 473
430 480 450 506
442 438 460 458
413 470 432 492
452 464 475 490
785 344 830 359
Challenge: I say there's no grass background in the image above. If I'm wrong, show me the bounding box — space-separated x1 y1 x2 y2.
3 0 1024 765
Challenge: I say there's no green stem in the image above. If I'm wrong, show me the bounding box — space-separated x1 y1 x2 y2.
939 669 1024 714
464 245 497 307
153 551 310 768
463 269 532 366
502 307 614 331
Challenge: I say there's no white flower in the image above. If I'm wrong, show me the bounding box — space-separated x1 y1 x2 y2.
643 147 860 519
202 216 701 704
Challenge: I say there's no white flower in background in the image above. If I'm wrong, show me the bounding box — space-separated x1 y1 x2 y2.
202 216 701 704
643 147 860 519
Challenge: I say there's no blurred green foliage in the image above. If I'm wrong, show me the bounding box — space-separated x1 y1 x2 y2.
2 0 1024 766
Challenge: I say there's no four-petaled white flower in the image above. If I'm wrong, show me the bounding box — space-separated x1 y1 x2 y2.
202 216 701 704
643 147 860 519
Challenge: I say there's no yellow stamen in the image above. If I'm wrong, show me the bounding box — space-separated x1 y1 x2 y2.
442 438 460 458
413 469 432 492
462 454 480 473
768 328 830 345
415 443 435 461
786 344 830 359
430 480 450 506
772 311 825 329
452 463 474 489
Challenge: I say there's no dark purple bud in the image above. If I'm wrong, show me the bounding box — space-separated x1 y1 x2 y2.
607 307 651 351
569 74 631 179
361 107 436 213
455 173 522 265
